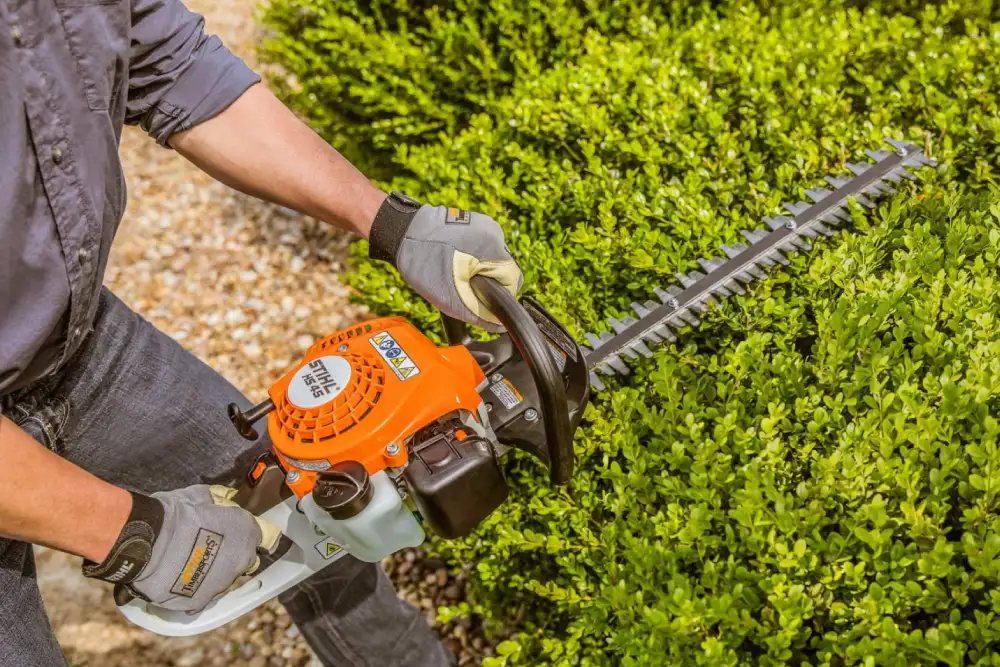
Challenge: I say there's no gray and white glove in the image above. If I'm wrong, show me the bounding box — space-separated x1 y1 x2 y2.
367 192 524 332
83 485 281 612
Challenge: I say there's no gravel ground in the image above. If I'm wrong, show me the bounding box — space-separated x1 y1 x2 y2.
33 1 498 664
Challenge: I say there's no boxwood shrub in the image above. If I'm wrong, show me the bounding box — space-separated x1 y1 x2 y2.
260 0 1000 664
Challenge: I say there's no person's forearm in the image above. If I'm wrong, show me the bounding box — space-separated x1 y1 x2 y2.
168 83 386 238
0 417 131 562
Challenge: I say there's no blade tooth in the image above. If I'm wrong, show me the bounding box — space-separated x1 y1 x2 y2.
644 300 660 311
676 270 707 288
741 228 770 244
631 340 654 359
812 222 834 237
631 302 650 318
692 294 719 312
725 278 746 295
733 269 757 284
779 236 809 253
607 355 630 375
652 287 671 304
871 179 898 195
824 174 852 189
697 256 726 272
884 138 920 154
588 371 605 392
642 329 663 344
678 310 701 328
755 256 775 269
654 324 677 341
865 149 895 162
805 187 833 203
746 264 768 280
721 242 748 258
608 316 628 334
852 193 877 209
710 284 732 298
620 347 639 360
763 216 788 231
621 315 638 326
598 362 615 376
907 152 937 168
797 227 818 239
819 211 844 225
783 201 811 216
763 247 791 266
846 162 871 175
585 331 605 349
668 286 683 296
890 166 917 182
861 184 887 199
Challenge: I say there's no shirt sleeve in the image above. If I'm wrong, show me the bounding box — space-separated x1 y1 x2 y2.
126 0 261 146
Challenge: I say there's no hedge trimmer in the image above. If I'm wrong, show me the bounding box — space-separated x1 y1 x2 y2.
118 137 934 636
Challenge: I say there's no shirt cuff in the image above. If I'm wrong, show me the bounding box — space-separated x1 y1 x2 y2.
142 35 261 147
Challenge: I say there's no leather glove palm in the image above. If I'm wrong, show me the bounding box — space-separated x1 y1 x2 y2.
83 485 281 612
368 192 523 332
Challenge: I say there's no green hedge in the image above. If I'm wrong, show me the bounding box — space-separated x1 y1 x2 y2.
260 0 1000 664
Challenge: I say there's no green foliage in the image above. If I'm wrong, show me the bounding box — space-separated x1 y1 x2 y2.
261 0 1000 663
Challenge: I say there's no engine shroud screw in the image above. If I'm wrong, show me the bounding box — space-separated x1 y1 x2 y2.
385 443 400 457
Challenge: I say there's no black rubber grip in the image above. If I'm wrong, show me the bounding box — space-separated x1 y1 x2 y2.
469 276 574 485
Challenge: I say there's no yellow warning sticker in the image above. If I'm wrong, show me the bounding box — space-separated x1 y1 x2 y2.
489 377 523 410
369 332 421 381
314 537 343 560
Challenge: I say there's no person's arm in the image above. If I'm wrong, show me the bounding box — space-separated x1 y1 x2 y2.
0 416 130 562
125 0 522 328
168 84 384 238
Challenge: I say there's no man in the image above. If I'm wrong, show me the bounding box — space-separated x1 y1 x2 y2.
0 0 522 664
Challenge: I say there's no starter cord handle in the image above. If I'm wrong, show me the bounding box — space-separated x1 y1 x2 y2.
447 276 574 486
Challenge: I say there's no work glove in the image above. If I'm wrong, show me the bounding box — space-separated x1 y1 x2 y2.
367 192 523 333
82 485 282 612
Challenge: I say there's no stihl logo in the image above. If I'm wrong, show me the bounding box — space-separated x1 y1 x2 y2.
170 529 223 597
106 560 135 582
301 359 342 399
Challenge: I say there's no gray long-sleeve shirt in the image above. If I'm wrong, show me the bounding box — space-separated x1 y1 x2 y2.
0 0 259 394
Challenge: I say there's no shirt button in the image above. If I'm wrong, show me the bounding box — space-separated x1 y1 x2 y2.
73 326 82 340
11 25 22 47
79 247 90 261
52 146 64 164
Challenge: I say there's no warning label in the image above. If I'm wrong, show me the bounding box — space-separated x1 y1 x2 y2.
369 332 421 381
489 376 523 410
314 537 343 560
544 338 567 373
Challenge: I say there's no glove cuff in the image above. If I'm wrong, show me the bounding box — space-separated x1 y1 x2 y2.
82 491 164 586
368 191 421 265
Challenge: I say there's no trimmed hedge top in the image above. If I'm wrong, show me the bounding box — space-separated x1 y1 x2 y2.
261 0 1000 664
